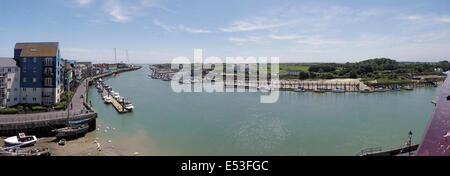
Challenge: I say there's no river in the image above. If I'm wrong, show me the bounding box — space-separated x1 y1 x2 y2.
87 65 438 156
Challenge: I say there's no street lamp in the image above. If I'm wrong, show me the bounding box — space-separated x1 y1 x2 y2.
408 131 413 156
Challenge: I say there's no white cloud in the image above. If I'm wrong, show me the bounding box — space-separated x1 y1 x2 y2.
436 17 450 23
153 19 174 31
103 0 131 22
220 18 302 32
405 15 423 20
178 25 210 33
295 36 345 46
76 0 93 6
268 34 303 40
227 36 261 42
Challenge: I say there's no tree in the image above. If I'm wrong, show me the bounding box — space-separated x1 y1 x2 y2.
298 71 309 80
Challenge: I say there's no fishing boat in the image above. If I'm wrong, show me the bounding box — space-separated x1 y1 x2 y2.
313 88 326 93
52 123 89 139
360 89 373 93
376 88 387 92
4 133 37 147
332 88 345 93
0 147 50 156
104 96 111 103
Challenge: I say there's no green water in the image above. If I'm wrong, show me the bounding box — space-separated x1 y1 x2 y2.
88 66 438 156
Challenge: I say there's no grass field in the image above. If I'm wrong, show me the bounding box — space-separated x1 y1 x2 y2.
279 64 310 75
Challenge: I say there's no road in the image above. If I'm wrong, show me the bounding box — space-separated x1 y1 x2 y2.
0 79 91 123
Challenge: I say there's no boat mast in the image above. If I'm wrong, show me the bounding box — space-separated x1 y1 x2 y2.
126 49 129 64
114 48 117 64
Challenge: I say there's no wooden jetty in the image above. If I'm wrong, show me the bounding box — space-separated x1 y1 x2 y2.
108 94 127 113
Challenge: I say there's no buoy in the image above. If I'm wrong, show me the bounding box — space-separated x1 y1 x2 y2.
108 140 112 143
134 152 139 155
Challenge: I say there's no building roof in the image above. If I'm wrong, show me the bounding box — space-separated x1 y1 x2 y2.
0 57 17 67
14 42 59 57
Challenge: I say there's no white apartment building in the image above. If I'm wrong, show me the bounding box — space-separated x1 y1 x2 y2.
0 57 21 108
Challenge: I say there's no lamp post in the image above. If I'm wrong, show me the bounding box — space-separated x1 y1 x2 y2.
408 131 413 156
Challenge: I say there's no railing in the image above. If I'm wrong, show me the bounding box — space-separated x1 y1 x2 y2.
355 146 383 156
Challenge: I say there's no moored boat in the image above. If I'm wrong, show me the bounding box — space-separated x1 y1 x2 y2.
4 133 37 147
294 87 305 92
360 89 373 93
0 147 50 156
104 96 111 103
376 88 387 92
332 88 345 93
52 123 89 139
390 86 400 91
314 88 326 93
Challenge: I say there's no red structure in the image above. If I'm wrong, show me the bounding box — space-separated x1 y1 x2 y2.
416 73 450 156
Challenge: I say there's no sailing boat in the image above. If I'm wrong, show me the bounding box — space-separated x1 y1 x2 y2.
52 81 89 139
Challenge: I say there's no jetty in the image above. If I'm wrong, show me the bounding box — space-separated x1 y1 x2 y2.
108 94 127 113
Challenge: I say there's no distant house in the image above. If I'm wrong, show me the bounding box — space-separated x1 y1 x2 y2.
285 70 301 76
434 67 443 73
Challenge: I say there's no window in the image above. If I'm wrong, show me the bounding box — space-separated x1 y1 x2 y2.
7 78 11 82
31 48 38 52
14 88 17 91
33 57 37 63
33 88 36 92
22 88 26 91
23 68 27 72
33 67 37 73
23 97 26 101
7 68 11 72
7 89 10 92
23 58 27 62
7 99 10 102
33 97 37 101
23 77 27 83
45 78 52 86
32 78 37 83
14 98 17 101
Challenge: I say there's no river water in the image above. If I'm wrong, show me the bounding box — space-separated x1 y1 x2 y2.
88 66 438 156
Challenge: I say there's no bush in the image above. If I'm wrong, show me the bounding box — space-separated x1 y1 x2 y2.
0 108 18 114
31 105 47 111
55 101 67 110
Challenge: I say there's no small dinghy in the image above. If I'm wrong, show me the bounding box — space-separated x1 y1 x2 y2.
4 133 37 147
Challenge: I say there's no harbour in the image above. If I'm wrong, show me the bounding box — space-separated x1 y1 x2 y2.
85 66 440 155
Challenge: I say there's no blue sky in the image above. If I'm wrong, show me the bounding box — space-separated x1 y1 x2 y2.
1 0 450 63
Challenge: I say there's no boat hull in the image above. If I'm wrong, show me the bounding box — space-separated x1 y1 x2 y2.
54 125 89 138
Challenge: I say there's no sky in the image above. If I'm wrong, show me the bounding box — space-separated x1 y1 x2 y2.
1 0 450 64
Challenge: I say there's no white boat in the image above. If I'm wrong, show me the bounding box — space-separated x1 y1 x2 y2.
4 133 37 147
124 101 134 111
124 104 134 111
104 96 111 103
332 88 345 93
